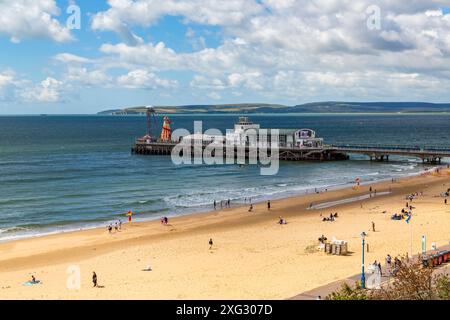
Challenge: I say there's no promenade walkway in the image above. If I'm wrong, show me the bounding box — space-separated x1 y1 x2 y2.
290 244 450 300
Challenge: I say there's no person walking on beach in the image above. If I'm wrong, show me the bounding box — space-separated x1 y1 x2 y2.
214 200 216 210
209 238 213 249
248 204 253 212
227 199 230 207
92 271 98 288
386 254 392 273
108 224 112 233
386 254 392 266
445 198 448 205
372 221 376 232
267 200 271 210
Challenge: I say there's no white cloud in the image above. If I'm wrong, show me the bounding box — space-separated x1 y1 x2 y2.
190 75 227 90
53 53 94 64
65 67 111 87
207 92 221 100
117 69 178 89
99 42 181 71
9 0 449 106
0 70 19 101
91 0 262 41
0 71 15 88
0 0 73 43
1 72 62 104
21 77 63 102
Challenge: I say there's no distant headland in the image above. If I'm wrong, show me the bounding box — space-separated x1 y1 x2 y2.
97 101 450 115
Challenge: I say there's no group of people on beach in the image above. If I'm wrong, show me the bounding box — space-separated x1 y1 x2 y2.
214 199 231 210
370 255 402 277
248 200 272 212
322 212 338 222
107 220 122 233
384 254 403 276
390 193 422 221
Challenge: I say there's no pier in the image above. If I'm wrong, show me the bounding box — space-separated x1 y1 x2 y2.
131 141 349 161
131 111 450 164
332 145 450 164
132 141 450 163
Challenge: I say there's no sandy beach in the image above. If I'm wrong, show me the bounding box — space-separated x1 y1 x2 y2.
1 168 450 299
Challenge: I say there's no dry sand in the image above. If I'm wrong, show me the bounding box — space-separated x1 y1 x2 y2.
1 169 450 299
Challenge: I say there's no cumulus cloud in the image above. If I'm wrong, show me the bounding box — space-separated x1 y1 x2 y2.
0 0 73 43
0 70 20 101
65 67 111 87
21 77 64 102
91 0 262 40
20 0 450 104
0 71 65 103
89 0 450 100
117 69 178 89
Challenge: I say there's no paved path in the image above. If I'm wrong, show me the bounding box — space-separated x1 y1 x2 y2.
290 244 450 300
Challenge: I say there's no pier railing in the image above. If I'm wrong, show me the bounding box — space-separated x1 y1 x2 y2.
331 144 450 163
332 144 450 153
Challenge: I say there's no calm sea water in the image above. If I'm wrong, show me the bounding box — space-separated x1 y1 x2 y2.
0 114 449 241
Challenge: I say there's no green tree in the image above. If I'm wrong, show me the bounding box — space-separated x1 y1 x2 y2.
326 282 368 300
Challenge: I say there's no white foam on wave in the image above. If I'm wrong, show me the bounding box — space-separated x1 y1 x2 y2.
1 161 441 243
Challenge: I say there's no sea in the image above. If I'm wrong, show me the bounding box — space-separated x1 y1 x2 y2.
0 113 449 241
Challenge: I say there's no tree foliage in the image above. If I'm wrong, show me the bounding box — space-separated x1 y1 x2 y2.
327 255 449 300
326 282 368 300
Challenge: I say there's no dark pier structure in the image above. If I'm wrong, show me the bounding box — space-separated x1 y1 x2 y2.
132 109 450 164
131 141 349 161
333 145 450 164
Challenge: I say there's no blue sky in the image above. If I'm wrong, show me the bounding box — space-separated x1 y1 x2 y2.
0 0 450 114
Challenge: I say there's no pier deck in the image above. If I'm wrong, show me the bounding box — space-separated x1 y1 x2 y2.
131 141 348 161
333 145 450 163
132 141 450 164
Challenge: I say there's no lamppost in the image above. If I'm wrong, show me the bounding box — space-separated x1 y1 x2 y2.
361 231 367 289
